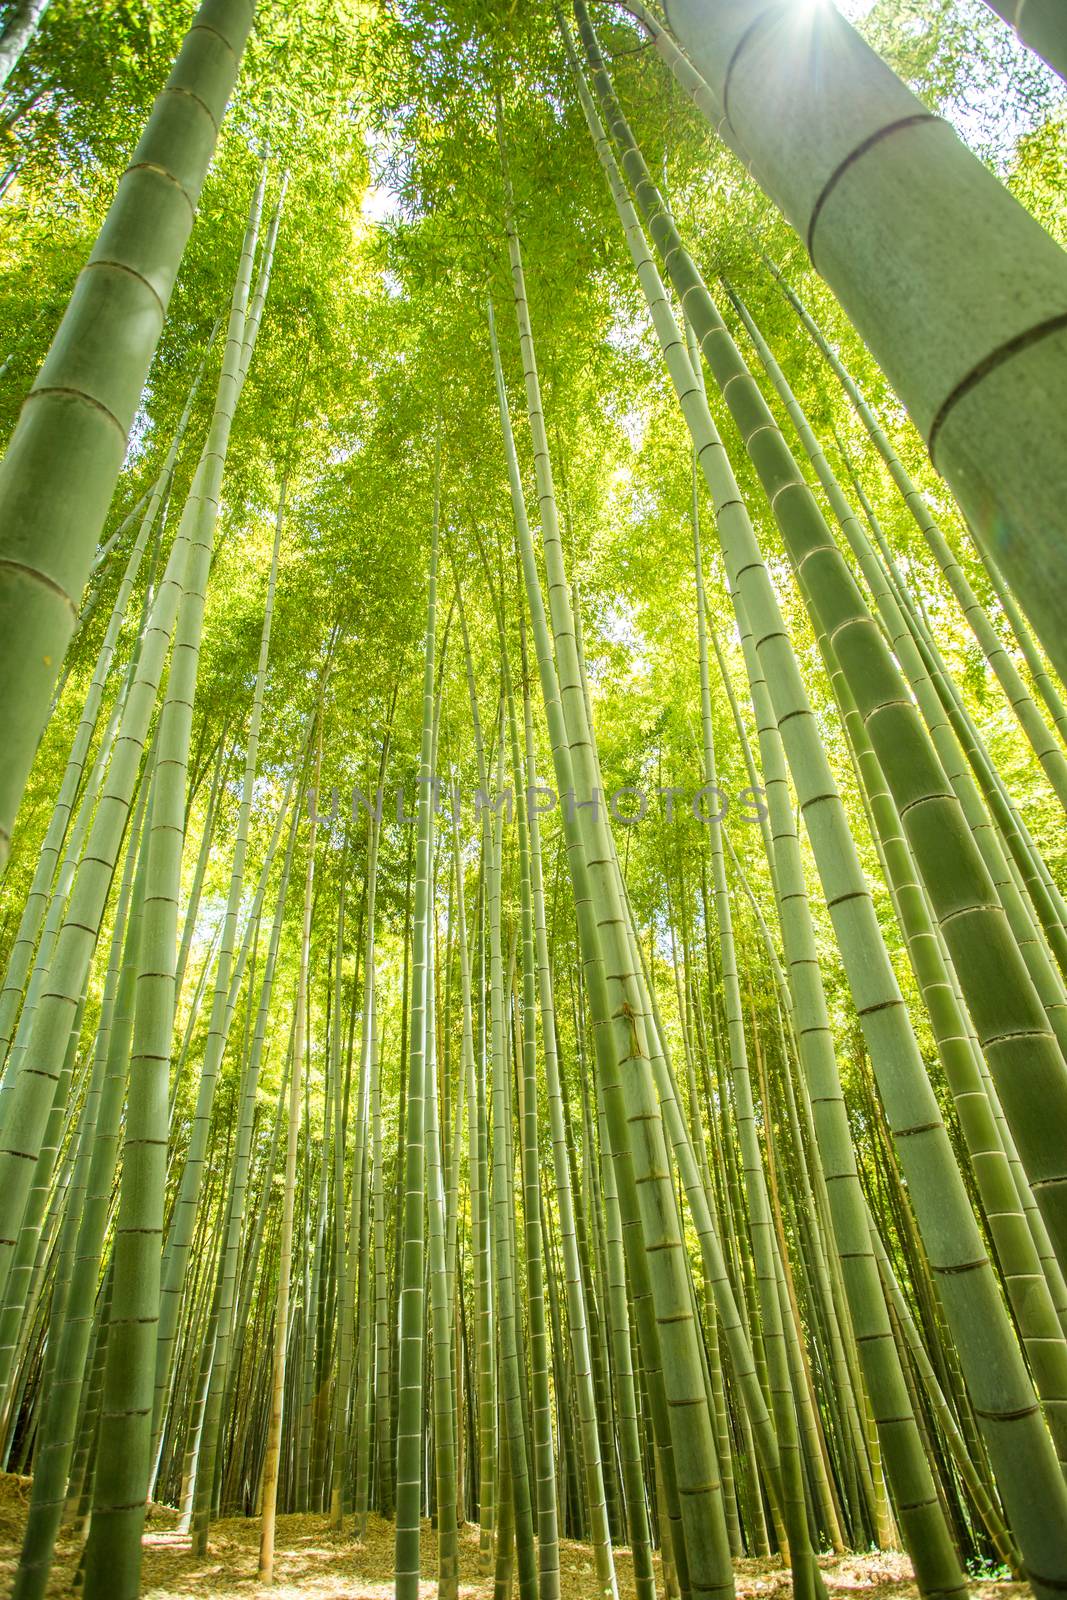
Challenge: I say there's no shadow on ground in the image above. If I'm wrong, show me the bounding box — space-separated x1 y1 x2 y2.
0 1473 1028 1599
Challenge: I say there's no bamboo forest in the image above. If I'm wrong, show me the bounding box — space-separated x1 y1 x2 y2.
1 0 1067 1596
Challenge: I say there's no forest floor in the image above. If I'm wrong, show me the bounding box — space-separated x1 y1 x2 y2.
0 1473 1028 1599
